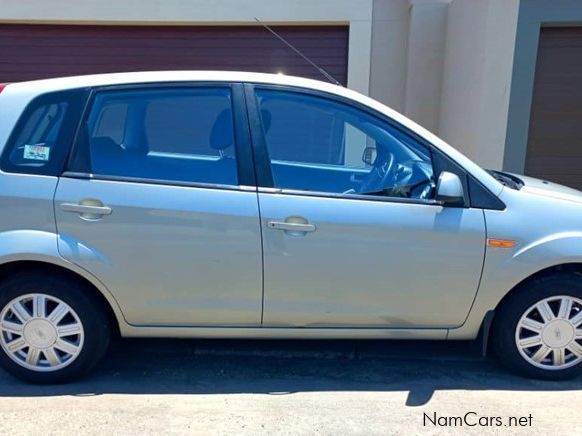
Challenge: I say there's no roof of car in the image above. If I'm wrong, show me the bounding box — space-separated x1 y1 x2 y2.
9 70 366 117
12 70 343 94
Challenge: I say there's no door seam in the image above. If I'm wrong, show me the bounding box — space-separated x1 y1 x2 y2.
256 192 266 326
51 176 62 256
448 208 489 338
241 83 266 326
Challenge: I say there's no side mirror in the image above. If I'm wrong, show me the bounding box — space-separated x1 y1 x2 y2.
435 171 464 206
362 146 377 166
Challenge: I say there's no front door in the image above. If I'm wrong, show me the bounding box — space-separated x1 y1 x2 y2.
55 85 263 326
250 87 486 328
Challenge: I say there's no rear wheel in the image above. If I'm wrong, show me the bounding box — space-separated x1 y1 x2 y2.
0 273 110 383
492 273 582 380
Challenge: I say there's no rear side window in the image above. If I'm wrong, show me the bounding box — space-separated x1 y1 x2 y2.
1 89 88 175
71 87 238 186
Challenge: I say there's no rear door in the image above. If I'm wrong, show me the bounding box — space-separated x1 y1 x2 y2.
55 83 263 326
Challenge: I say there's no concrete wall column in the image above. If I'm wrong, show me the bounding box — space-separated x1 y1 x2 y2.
369 0 409 112
438 0 519 169
403 0 449 134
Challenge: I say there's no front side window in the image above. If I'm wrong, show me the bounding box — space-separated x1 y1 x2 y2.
255 89 435 200
81 87 238 185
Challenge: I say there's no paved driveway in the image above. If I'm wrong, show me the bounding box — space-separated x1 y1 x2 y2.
0 339 580 435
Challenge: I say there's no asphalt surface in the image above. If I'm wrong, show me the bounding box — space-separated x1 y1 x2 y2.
0 338 580 435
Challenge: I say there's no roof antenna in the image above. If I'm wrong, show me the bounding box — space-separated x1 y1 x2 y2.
253 17 343 86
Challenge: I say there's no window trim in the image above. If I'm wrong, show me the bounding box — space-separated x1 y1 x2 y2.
60 171 256 193
257 186 445 207
245 83 504 210
65 82 256 189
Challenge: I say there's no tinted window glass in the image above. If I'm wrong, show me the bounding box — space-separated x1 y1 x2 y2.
256 89 435 200
85 87 237 185
1 89 87 175
8 103 68 167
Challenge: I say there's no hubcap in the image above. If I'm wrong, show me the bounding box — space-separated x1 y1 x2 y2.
0 294 84 372
23 319 58 349
515 295 582 370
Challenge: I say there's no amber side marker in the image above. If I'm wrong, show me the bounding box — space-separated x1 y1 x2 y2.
487 238 517 248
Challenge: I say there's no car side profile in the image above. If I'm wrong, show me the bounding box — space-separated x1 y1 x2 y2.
0 71 580 383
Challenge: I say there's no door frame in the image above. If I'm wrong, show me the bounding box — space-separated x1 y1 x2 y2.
243 83 505 210
54 81 265 327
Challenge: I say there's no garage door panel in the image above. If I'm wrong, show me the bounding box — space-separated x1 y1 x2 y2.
525 27 582 190
0 45 351 58
527 156 582 169
0 24 348 85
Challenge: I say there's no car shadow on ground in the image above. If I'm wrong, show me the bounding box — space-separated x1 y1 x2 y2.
0 338 580 406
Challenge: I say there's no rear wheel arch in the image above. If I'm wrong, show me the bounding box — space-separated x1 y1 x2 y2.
0 260 121 337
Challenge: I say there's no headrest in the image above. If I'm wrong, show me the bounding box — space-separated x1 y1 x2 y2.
261 109 272 134
210 109 234 151
91 136 124 156
122 104 148 155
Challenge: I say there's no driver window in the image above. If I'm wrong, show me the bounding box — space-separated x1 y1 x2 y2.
255 89 435 200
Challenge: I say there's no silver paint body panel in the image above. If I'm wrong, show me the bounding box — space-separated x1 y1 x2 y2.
259 193 486 328
450 179 582 338
55 178 263 326
1 72 582 341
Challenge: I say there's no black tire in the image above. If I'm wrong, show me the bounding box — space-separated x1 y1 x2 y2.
0 272 110 384
492 273 582 380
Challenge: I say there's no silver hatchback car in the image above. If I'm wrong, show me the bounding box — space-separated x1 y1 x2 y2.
0 71 580 383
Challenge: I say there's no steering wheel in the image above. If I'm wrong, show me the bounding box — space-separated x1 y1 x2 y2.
353 156 435 199
355 152 395 194
389 161 436 199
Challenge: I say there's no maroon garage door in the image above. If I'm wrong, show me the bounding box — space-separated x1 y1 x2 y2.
525 27 582 189
0 24 348 84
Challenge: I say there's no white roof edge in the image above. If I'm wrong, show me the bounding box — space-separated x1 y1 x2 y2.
8 71 502 194
10 70 340 92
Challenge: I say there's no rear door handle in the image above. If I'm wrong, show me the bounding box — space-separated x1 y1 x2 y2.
60 201 112 220
267 221 316 233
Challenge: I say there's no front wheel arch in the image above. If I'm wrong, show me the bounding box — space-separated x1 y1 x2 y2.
482 263 582 356
486 265 582 379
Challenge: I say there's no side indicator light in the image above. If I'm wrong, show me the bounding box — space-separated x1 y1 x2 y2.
487 238 517 248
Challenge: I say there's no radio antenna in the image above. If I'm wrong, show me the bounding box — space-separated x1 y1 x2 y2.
253 17 342 86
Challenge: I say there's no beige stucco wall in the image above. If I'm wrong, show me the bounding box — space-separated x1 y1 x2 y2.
438 0 519 170
0 0 524 168
369 0 410 112
403 0 449 133
369 0 520 170
369 0 450 134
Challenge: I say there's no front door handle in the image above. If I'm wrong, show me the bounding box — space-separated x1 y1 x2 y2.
60 200 112 220
267 220 316 233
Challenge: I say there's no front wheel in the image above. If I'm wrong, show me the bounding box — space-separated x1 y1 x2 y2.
492 273 582 380
0 273 111 384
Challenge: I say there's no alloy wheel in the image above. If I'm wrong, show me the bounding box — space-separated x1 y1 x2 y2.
0 293 84 372
515 295 582 370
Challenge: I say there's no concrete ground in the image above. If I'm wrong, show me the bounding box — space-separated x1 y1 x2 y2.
0 338 580 435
